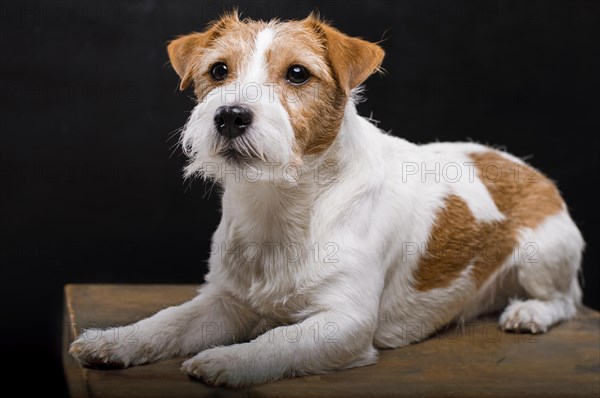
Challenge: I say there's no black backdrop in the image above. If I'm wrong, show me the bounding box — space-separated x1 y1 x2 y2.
1 0 598 394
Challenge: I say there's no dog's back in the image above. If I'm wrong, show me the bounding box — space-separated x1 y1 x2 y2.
373 141 583 347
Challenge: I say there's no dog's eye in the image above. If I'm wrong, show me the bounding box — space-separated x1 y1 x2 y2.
211 62 228 81
286 65 310 85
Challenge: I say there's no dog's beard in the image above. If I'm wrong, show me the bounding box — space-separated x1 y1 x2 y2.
180 97 296 182
182 125 295 182
182 130 262 179
213 133 264 166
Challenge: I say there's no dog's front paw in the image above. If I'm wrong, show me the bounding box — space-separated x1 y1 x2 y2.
500 300 551 334
181 345 271 388
69 328 140 369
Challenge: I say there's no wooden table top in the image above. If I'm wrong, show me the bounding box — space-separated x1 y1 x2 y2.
63 284 600 398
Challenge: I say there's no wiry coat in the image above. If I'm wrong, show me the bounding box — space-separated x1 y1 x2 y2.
70 13 584 388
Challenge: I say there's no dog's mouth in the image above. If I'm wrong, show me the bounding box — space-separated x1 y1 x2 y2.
210 130 265 166
218 147 246 164
216 140 258 166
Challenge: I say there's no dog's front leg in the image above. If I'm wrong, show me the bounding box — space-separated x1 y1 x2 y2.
70 286 258 368
181 311 379 387
182 274 382 388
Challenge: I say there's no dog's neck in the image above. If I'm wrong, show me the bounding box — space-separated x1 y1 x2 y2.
219 102 379 243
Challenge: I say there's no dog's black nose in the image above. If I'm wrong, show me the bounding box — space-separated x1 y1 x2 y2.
214 105 253 138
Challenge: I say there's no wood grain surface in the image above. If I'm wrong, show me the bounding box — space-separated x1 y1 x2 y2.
63 284 600 398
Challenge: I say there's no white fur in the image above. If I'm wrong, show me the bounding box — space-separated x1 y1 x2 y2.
71 25 584 388
245 28 275 83
182 26 295 183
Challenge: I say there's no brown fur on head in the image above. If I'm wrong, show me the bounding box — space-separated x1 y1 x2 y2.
168 12 384 163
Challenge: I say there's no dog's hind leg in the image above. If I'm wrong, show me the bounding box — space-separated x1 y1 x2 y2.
499 210 583 333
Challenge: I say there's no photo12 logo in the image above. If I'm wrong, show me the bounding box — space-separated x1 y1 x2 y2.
210 241 340 265
197 81 321 104
199 160 339 185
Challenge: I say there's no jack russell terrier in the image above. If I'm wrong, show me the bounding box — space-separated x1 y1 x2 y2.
70 13 584 388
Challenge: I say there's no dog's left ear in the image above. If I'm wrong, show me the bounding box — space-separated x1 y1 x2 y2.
305 15 385 94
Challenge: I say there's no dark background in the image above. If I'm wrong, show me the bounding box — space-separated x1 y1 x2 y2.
1 0 598 395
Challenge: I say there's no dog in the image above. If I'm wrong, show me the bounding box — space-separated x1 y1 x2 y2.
70 13 584 388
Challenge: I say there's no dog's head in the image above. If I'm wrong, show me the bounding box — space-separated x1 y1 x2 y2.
168 12 384 182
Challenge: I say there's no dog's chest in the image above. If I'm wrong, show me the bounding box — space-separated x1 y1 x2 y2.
212 211 318 321
208 179 331 321
225 230 314 315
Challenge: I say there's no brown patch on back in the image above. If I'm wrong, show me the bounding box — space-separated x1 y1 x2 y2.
470 151 564 228
414 151 565 291
413 195 517 291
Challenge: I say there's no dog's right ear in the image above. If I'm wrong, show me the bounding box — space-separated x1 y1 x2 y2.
167 32 211 90
167 13 239 90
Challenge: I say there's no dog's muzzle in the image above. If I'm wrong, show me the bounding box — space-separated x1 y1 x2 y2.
214 105 253 139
